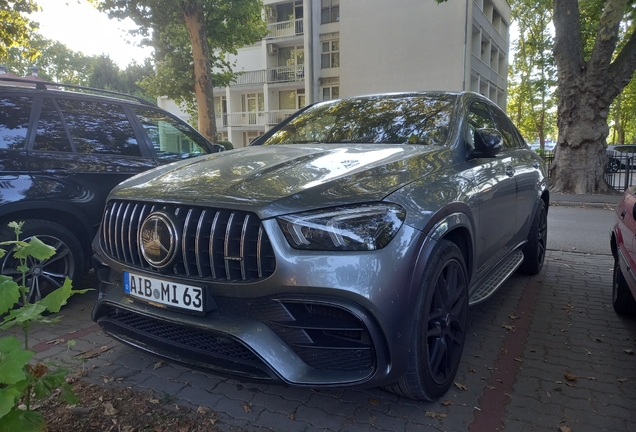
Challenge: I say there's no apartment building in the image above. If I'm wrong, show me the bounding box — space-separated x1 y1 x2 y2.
158 0 510 148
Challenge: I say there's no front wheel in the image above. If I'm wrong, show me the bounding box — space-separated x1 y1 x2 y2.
0 220 85 303
518 200 547 275
612 260 636 315
385 240 469 401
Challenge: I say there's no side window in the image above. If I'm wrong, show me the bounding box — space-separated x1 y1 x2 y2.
132 108 210 161
33 98 72 152
0 96 33 150
56 99 141 156
467 101 496 150
491 108 522 149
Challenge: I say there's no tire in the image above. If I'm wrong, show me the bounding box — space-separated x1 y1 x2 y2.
0 220 85 303
385 240 469 401
612 260 636 315
518 200 547 275
607 159 620 173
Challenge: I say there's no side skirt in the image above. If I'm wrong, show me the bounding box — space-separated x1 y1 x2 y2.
468 249 524 306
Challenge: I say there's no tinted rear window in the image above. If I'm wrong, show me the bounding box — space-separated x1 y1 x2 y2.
57 98 141 156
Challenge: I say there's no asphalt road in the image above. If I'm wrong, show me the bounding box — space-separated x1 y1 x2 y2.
547 205 615 255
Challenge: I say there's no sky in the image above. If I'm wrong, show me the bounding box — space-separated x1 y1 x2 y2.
32 0 154 67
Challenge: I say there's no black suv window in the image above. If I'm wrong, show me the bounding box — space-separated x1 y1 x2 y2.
133 108 209 161
491 107 523 149
57 99 141 156
34 97 72 152
0 96 32 150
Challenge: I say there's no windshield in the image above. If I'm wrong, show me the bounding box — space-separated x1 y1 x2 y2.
261 94 457 146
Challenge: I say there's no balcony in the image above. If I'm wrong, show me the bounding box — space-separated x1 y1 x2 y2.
267 18 303 39
232 65 305 86
215 110 297 128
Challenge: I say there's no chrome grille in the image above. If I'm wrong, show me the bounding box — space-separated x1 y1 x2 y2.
101 200 276 282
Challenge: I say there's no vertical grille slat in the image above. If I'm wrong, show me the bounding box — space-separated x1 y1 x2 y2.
257 226 264 278
100 200 275 282
240 214 249 281
224 212 235 280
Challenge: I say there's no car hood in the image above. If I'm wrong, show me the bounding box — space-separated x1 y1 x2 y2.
112 144 450 219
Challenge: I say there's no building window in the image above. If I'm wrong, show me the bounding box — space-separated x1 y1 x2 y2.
321 40 340 68
321 0 339 24
322 86 340 101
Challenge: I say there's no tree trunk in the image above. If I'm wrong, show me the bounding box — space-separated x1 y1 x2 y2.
551 0 636 193
182 2 217 142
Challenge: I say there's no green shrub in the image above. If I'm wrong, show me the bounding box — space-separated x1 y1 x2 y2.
0 222 88 432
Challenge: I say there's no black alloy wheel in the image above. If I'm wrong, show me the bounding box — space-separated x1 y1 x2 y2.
0 220 84 303
519 200 547 275
386 240 469 401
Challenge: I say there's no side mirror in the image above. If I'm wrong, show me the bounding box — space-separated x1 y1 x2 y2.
472 128 503 158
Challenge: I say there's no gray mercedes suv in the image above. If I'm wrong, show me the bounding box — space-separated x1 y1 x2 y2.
92 92 549 401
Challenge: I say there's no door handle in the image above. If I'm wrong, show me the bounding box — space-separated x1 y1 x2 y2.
621 209 627 219
505 166 515 177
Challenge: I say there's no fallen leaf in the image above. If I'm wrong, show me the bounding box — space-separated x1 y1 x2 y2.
442 400 455 406
454 382 467 391
76 345 114 360
560 426 573 432
103 402 118 416
618 378 628 383
487 386 497 390
197 406 210 414
425 411 447 420
368 399 379 405
514 357 523 362
566 382 575 388
242 402 252 413
287 413 295 420
564 372 577 382
595 337 604 343
153 361 166 369
469 368 476 373
587 377 597 380
149 398 159 404
562 304 574 311
501 324 515 331
546 391 551 398
508 315 519 320
624 349 634 355
103 376 115 384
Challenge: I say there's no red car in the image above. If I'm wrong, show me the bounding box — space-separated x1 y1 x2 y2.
610 187 636 314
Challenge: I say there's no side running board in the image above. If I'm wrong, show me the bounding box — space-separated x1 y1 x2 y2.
469 250 524 306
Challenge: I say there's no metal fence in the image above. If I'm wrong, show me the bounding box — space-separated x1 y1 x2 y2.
538 149 633 192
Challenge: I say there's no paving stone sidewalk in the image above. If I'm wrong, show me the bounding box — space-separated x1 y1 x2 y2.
9 250 636 431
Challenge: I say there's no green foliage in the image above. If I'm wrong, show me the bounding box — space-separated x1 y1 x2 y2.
507 0 557 146
0 0 40 61
0 222 87 431
92 0 267 131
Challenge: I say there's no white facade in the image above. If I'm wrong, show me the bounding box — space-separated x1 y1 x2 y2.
158 0 511 148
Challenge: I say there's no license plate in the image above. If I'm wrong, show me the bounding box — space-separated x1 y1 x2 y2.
123 271 204 312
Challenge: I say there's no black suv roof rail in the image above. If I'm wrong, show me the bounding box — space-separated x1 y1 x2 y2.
0 76 155 106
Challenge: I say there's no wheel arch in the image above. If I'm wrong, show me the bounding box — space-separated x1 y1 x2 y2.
0 202 95 256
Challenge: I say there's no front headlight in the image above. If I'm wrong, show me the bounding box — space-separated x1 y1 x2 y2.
277 203 406 251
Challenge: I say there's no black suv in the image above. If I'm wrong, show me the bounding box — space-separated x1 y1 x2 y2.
0 77 222 301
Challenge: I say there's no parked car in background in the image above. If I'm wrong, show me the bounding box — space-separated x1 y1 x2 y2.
92 91 549 401
0 77 223 302
606 144 636 172
610 187 636 315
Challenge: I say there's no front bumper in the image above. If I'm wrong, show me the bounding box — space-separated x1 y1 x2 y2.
92 221 430 388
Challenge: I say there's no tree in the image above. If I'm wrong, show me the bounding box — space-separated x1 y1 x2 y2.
4 35 94 85
507 0 557 149
0 0 40 61
550 0 636 193
92 0 267 142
